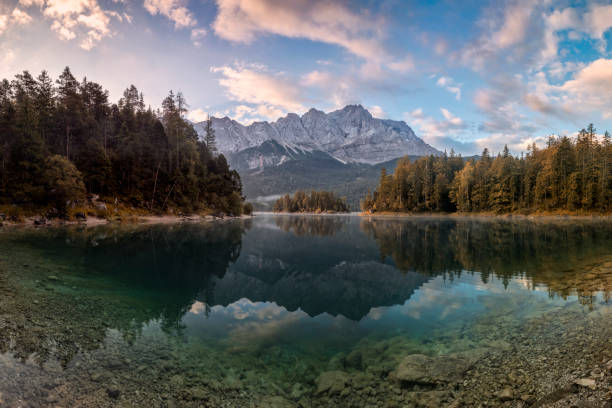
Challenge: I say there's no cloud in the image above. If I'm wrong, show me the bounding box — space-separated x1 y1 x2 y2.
211 63 306 120
404 107 469 151
367 105 386 118
187 108 209 122
143 0 196 29
557 58 612 119
190 27 206 46
11 8 32 24
388 57 414 73
457 0 543 71
436 75 461 100
18 0 125 50
0 7 32 35
212 0 385 61
0 15 7 35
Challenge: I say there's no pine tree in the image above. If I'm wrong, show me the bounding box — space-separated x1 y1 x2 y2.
205 115 217 155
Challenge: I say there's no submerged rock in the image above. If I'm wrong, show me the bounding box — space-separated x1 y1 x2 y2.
389 354 471 386
574 378 596 389
315 371 350 395
106 386 121 399
498 387 514 401
257 396 296 408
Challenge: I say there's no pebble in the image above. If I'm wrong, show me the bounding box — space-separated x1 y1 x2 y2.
574 378 597 390
107 386 121 399
498 387 514 401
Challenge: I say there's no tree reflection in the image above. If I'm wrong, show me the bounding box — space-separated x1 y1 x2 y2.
274 215 347 236
361 217 612 302
0 220 251 366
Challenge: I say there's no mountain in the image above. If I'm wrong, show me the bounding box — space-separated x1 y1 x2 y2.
193 105 441 209
194 105 439 167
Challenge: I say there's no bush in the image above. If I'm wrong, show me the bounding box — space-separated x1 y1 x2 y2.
243 202 253 216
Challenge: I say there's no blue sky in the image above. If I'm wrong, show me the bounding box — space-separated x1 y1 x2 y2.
1 0 612 154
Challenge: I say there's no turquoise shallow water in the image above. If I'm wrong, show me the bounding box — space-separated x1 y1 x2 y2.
0 215 611 407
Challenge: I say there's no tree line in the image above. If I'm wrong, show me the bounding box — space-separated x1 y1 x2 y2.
0 67 245 216
274 190 350 213
362 125 612 214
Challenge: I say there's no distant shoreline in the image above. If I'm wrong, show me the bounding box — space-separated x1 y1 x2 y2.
0 214 253 228
359 212 612 221
254 211 612 221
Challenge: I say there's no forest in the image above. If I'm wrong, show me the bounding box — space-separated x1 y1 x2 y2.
361 125 612 214
0 68 245 218
274 190 350 213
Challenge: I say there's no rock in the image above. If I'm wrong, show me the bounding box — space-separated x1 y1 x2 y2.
257 396 297 408
47 275 60 281
95 202 107 211
315 371 350 396
389 354 471 386
290 383 306 400
75 212 86 220
498 388 514 401
169 375 184 388
345 350 363 370
188 387 207 400
90 371 104 382
520 394 534 403
605 390 612 400
574 378 596 390
107 386 121 399
34 217 47 225
606 360 612 373
0 213 5 220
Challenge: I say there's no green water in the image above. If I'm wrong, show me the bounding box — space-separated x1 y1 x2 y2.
0 215 611 407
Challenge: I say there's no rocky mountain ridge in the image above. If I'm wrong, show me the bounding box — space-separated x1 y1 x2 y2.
194 104 440 169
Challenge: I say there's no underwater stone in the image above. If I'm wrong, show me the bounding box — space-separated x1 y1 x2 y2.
315 371 350 395
107 386 121 399
574 378 596 389
390 354 471 386
497 388 514 401
258 396 297 408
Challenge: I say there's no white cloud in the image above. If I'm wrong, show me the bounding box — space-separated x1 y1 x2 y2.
211 0 413 75
492 0 533 48
18 0 125 49
404 107 468 149
436 75 461 100
190 27 206 46
11 8 32 24
388 57 414 73
144 0 196 29
187 108 209 122
212 0 385 61
367 105 386 118
211 63 306 117
557 58 612 119
0 7 33 35
0 15 8 35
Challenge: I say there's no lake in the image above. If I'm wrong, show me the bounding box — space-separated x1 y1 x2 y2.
0 215 611 407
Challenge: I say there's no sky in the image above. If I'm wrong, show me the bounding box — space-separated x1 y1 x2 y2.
1 0 612 155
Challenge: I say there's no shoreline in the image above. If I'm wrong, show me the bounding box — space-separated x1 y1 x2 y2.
359 211 612 221
0 214 253 228
255 211 612 221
